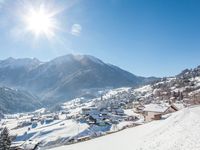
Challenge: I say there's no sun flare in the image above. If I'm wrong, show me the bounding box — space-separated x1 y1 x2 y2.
23 4 58 39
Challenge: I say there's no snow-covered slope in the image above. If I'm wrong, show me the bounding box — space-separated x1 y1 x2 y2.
50 106 200 150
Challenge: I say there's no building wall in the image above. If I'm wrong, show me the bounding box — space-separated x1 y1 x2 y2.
144 111 162 122
144 106 178 122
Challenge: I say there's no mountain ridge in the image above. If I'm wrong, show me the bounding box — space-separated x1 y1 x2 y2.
0 54 157 106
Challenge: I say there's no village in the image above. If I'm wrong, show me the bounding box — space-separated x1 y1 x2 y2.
0 87 186 150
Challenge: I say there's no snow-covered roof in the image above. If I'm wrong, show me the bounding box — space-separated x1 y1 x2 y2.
143 104 169 113
172 103 185 110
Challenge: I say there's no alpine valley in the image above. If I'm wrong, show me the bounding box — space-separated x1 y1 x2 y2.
0 54 156 113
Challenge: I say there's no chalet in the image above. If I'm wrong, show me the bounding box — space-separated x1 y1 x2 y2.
96 119 107 126
119 102 126 108
10 143 24 150
171 103 185 110
77 135 91 142
143 104 178 122
133 103 145 113
31 117 39 122
115 108 125 116
31 121 38 128
81 107 99 116
111 103 120 110
125 102 134 109
54 114 59 120
45 117 54 124
125 116 138 121
17 121 32 128
88 114 106 126
61 110 70 115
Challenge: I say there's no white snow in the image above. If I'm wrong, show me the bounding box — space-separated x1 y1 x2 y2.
134 85 152 93
34 108 46 114
1 117 89 149
143 104 169 113
133 85 153 98
103 87 131 99
172 103 185 110
50 106 200 150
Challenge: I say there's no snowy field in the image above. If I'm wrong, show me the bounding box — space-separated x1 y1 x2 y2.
1 93 144 149
50 106 200 150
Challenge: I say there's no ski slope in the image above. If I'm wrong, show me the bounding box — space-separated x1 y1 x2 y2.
50 106 200 150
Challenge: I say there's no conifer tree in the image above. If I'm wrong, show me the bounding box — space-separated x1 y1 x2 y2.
0 127 11 150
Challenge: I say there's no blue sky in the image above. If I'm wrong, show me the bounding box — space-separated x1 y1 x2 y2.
0 0 200 77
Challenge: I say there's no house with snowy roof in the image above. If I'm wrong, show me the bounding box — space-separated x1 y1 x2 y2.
143 104 178 122
171 103 185 110
133 102 145 113
81 107 99 116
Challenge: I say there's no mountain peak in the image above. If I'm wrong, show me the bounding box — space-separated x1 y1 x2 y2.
0 57 42 69
82 55 105 65
51 54 105 66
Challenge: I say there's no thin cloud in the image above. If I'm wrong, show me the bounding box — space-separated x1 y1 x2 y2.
71 24 82 36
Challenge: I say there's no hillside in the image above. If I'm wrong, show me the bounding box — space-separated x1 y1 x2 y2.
0 87 41 114
0 54 156 105
133 65 200 105
50 106 200 150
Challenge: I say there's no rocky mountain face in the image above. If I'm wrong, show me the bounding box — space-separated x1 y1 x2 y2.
0 87 41 114
0 54 156 106
133 66 200 105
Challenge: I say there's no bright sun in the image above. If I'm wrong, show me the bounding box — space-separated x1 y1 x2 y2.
23 4 58 39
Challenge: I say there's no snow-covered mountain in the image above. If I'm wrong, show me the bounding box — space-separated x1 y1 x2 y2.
0 57 41 70
0 86 41 114
0 54 156 106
